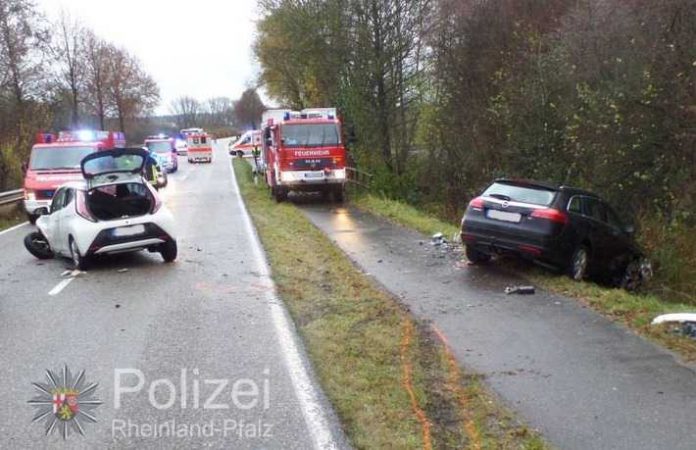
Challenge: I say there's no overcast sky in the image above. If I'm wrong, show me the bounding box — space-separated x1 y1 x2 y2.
37 0 262 115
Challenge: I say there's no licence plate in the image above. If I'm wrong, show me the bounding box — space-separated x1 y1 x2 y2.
487 209 522 223
304 172 324 179
113 225 145 237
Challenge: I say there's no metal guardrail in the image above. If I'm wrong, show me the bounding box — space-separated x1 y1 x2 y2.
346 167 372 189
0 189 24 207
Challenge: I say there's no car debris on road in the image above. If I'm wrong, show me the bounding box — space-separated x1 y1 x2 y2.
652 313 696 340
504 285 536 295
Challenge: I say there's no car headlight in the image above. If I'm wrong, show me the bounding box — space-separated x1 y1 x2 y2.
332 169 346 179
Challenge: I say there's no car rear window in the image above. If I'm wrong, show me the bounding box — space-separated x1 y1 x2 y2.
482 182 556 206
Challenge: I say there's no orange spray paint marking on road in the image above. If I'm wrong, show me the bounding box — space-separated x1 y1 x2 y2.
400 319 433 450
432 325 482 450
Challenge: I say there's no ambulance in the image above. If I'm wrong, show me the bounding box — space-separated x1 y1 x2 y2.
23 130 125 223
228 130 262 157
186 132 213 163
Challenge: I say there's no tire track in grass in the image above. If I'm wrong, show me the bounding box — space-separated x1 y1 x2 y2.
433 326 482 450
401 318 433 450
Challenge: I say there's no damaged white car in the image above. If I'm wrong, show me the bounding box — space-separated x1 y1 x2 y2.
23 148 177 270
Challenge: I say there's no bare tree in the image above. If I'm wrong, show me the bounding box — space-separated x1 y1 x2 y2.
169 96 201 128
83 30 110 129
51 10 84 129
106 47 159 133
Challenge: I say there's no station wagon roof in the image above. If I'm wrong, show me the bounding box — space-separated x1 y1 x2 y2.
494 178 598 197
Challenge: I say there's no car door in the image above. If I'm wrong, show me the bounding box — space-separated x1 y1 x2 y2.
47 188 67 254
581 198 613 270
603 203 634 270
55 188 75 254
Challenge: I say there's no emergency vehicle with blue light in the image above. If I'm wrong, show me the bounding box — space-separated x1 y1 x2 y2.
261 108 347 202
23 130 126 223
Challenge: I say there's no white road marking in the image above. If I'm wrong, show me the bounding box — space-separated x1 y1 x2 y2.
0 221 29 236
48 277 74 296
228 158 340 450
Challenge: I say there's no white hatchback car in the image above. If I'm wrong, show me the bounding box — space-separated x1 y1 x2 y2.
23 148 177 270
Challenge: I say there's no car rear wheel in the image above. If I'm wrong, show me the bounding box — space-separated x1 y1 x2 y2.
465 245 491 264
69 238 90 271
569 246 589 281
160 240 177 262
24 231 54 259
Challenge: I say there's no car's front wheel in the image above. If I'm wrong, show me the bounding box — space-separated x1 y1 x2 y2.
69 238 90 271
24 231 54 259
569 245 589 281
465 245 491 264
160 240 177 262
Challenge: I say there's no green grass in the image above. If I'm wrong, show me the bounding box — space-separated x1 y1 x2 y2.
353 193 696 362
0 205 25 231
234 160 545 449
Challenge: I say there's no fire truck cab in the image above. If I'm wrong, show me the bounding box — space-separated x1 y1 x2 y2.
261 108 346 202
23 130 125 224
186 132 213 163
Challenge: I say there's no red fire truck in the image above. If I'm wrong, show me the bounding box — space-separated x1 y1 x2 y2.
186 132 213 163
261 108 347 202
23 130 126 223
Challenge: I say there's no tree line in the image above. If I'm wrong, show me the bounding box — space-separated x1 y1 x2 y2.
254 0 696 226
0 0 159 190
168 88 265 135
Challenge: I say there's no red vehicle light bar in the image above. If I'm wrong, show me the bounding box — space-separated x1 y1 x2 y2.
53 130 126 148
35 133 57 144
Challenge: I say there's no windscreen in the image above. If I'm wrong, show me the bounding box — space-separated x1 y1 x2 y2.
82 152 145 178
281 124 340 147
482 182 556 206
30 146 96 170
146 141 173 153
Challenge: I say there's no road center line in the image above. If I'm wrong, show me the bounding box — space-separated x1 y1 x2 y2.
228 155 341 450
48 277 74 296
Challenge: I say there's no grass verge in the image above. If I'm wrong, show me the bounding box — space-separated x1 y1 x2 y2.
0 205 25 231
353 193 696 362
234 160 545 449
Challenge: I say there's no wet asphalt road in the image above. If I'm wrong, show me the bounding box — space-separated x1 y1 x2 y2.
299 202 696 450
0 143 346 449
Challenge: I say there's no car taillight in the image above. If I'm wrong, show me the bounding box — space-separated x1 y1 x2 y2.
531 208 568 225
468 197 484 210
75 191 96 222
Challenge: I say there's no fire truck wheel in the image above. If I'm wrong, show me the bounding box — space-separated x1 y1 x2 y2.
237 151 244 158
27 213 39 225
333 186 345 203
273 187 288 202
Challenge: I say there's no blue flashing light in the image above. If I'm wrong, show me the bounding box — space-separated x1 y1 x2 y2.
78 130 96 141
